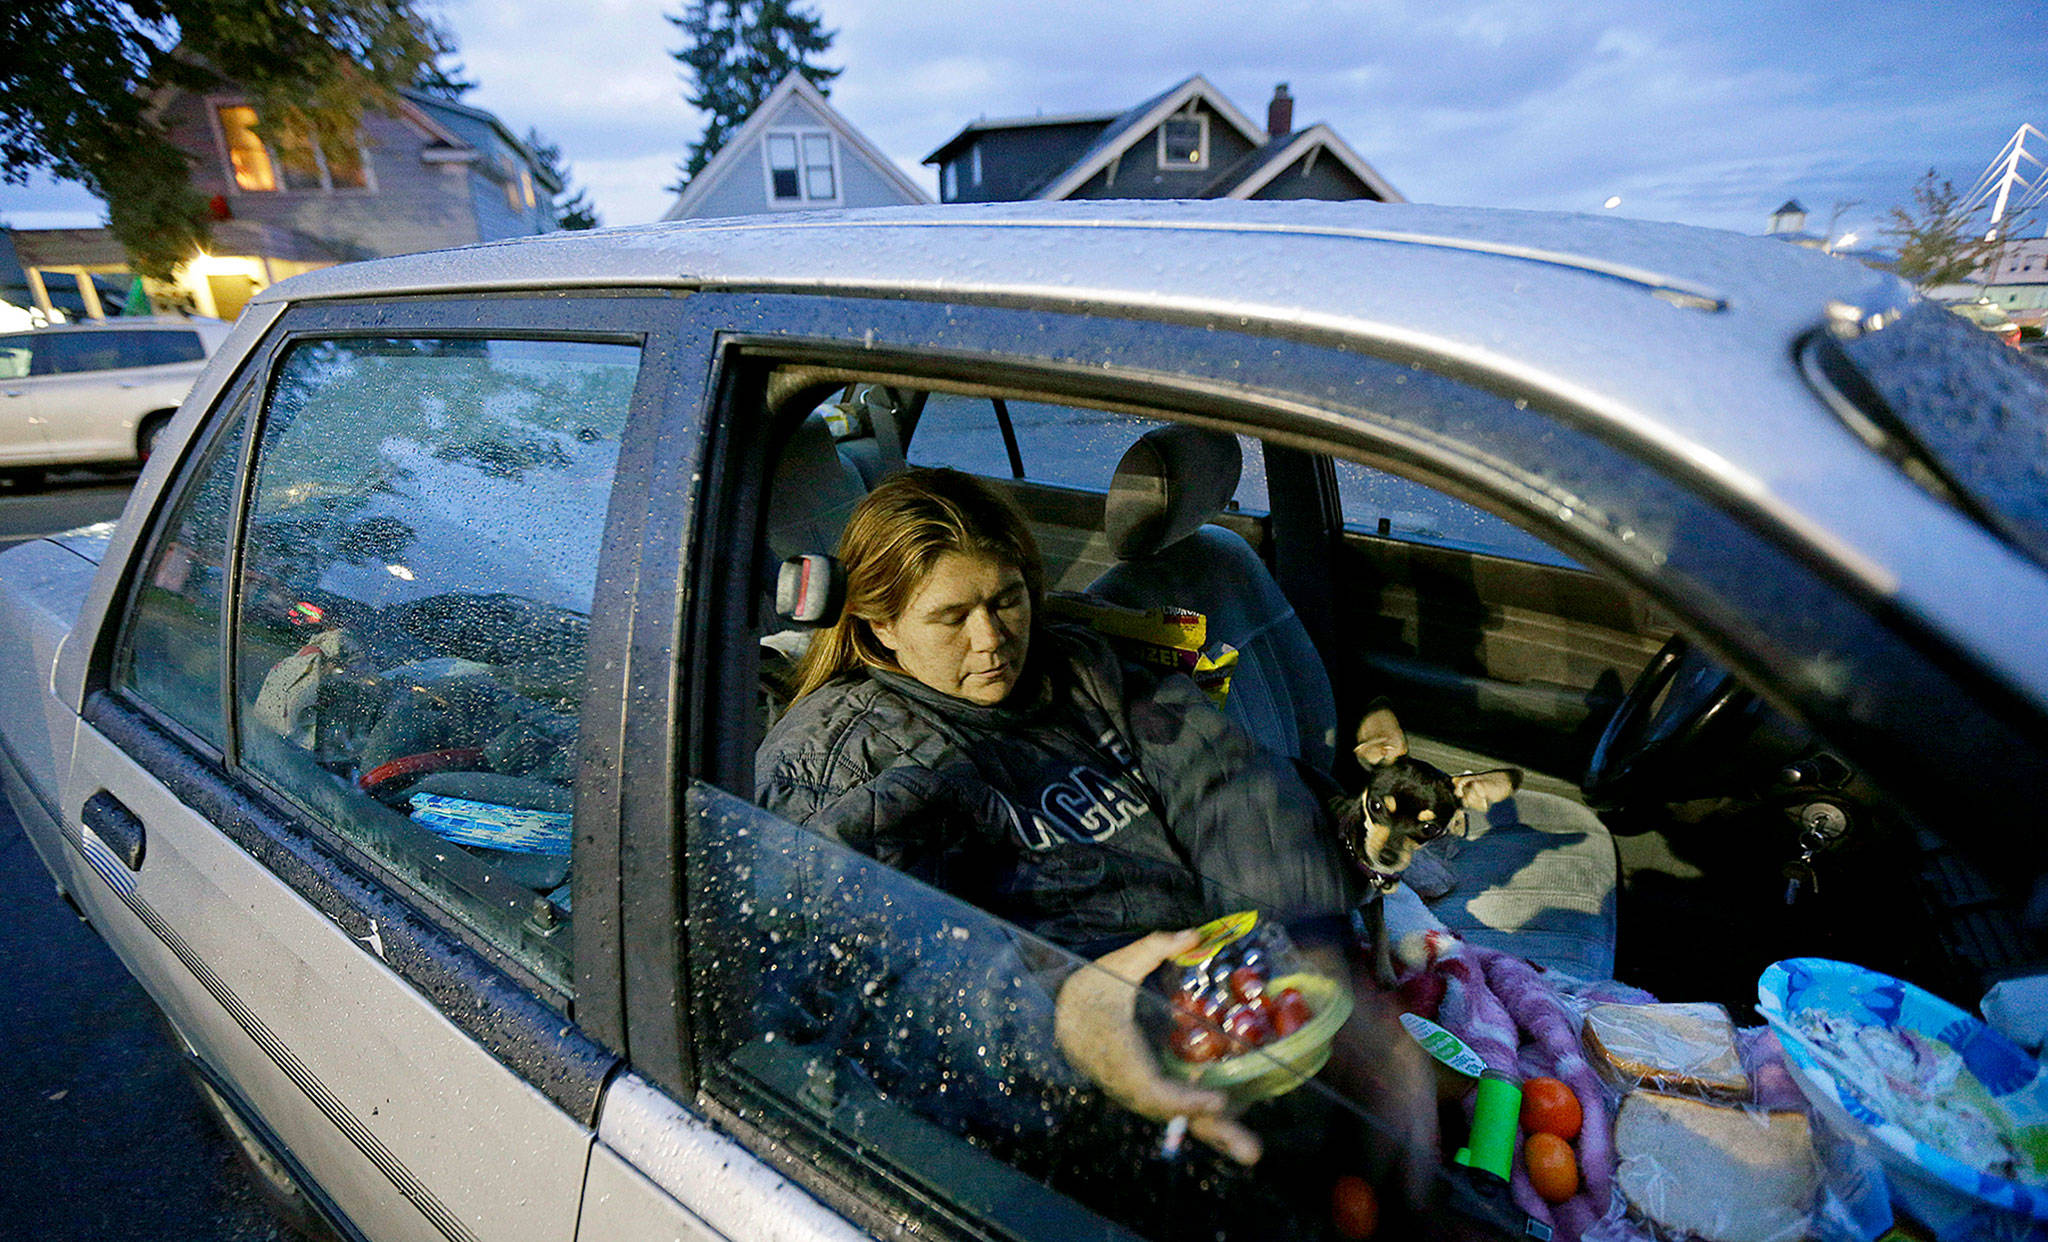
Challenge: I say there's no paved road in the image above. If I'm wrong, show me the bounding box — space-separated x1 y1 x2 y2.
0 473 291 1241
0 469 139 543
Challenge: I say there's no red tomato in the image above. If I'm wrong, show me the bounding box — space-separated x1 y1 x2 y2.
1222 1004 1275 1049
1228 965 1268 1002
1167 1016 1227 1063
1329 1174 1380 1239
1524 1132 1578 1204
1519 1076 1583 1140
1271 987 1312 1036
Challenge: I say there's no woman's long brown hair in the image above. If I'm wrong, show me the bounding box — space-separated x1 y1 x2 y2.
790 467 1044 704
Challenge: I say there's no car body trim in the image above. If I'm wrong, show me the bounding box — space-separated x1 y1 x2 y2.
81 694 619 1122
0 715 62 829
675 212 1732 309
596 1072 868 1242
42 730 480 1241
178 1050 374 1242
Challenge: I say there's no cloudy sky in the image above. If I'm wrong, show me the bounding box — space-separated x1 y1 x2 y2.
6 0 2045 244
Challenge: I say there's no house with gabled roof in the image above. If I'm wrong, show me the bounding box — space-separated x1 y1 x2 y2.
661 71 930 221
923 76 1402 206
8 82 562 323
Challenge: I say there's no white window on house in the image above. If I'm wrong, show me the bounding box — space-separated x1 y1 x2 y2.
765 129 839 205
969 143 983 187
766 133 802 200
942 159 958 202
1158 114 1209 170
216 104 369 193
802 133 836 200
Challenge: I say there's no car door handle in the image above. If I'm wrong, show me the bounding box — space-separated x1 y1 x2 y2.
81 791 147 871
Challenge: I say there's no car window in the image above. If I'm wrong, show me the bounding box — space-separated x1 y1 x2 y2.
27 331 118 375
107 329 208 370
1334 458 1583 569
910 392 1270 513
232 336 639 993
111 396 252 749
688 784 1393 1242
18 328 206 375
0 335 30 379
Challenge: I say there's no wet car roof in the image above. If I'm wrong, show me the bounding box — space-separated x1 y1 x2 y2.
250 201 2048 715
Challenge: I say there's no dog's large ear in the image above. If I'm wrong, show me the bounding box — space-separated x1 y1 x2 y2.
1452 768 1522 810
1354 703 1409 767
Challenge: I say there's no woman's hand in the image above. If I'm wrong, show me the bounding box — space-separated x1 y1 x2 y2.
1053 928 1263 1166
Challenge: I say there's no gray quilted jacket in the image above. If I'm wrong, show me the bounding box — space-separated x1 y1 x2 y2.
756 624 1359 953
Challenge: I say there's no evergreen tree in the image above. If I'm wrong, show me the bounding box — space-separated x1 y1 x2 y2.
0 0 445 278
1885 170 2002 287
414 56 480 100
667 0 838 191
525 128 601 230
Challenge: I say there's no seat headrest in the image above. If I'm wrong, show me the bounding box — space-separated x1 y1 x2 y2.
766 413 868 563
776 553 843 625
1104 426 1242 559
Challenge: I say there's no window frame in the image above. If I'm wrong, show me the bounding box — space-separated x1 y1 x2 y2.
85 290 707 1092
229 332 646 994
761 127 842 208
1157 113 1209 171
615 287 2048 1236
212 99 375 196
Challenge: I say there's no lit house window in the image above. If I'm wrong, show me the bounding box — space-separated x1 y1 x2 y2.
494 148 536 213
1159 115 1209 170
765 130 838 205
217 104 368 192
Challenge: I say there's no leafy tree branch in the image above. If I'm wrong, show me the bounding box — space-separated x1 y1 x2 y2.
1 0 445 277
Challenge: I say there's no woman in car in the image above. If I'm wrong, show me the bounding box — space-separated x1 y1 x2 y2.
756 466 1385 1165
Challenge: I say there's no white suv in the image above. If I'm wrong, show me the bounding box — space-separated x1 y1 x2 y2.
0 317 231 481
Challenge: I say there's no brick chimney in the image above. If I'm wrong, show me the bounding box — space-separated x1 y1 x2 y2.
1267 83 1294 139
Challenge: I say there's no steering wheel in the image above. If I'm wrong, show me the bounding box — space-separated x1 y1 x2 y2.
1583 634 1755 809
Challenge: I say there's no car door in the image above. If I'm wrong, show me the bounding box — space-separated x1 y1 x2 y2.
573 283 2048 1242
0 331 55 464
56 294 696 1241
581 294 1453 1242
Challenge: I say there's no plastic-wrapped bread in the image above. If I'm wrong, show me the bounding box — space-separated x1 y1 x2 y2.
1613 1091 1816 1242
1584 1002 1750 1099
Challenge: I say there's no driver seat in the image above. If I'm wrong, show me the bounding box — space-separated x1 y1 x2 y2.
1086 425 1619 980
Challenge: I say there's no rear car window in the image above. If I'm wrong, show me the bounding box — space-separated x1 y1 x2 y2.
113 398 252 748
231 336 639 992
24 328 206 375
910 391 1271 513
0 334 31 379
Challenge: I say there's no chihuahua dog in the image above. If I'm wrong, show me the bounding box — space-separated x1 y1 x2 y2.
1338 701 1521 982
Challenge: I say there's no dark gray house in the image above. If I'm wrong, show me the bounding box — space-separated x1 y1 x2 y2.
923 76 1401 205
8 83 559 323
